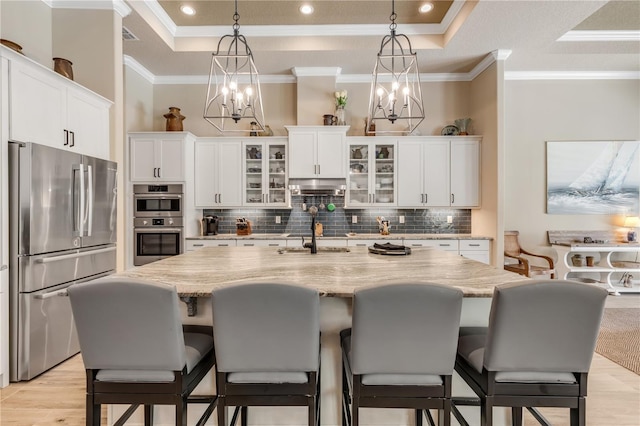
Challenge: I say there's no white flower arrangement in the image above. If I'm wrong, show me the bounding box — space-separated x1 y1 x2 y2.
335 90 348 108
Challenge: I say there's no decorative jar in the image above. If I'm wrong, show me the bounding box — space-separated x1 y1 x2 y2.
163 107 185 131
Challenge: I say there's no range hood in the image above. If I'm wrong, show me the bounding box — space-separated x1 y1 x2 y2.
288 178 346 196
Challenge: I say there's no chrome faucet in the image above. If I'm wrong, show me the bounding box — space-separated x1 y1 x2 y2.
302 206 318 254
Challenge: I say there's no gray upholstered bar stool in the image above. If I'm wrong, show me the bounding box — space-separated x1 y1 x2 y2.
340 283 464 426
68 277 217 426
211 282 321 426
454 280 608 426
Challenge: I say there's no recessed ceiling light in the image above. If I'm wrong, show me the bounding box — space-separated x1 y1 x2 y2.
419 2 434 13
180 5 196 16
299 4 314 15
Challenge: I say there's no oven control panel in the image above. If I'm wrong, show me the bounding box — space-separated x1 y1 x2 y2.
134 217 183 228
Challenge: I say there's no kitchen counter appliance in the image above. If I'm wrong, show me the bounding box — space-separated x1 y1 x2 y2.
202 215 220 236
133 184 184 266
9 141 117 381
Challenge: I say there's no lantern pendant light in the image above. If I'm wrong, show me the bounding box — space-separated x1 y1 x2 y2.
367 0 425 134
204 0 265 133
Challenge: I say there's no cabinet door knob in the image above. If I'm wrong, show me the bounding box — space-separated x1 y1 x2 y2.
153 167 157 178
157 168 161 178
69 131 75 147
451 193 455 204
64 129 69 146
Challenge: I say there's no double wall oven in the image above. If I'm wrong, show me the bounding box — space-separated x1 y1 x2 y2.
133 184 184 266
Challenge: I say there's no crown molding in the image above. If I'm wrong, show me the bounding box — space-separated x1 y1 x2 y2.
123 55 155 84
48 0 131 17
558 30 640 42
292 67 342 77
175 23 444 38
125 54 639 86
505 71 640 80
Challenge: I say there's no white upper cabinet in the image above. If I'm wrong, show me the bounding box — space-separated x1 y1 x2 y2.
7 54 111 159
397 137 481 208
346 137 397 207
286 126 347 178
450 139 480 207
243 138 289 207
397 139 451 207
194 139 243 207
129 132 189 182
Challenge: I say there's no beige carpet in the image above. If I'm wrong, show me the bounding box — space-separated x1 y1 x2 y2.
595 308 640 375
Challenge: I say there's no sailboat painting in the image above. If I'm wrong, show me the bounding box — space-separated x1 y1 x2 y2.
547 141 640 214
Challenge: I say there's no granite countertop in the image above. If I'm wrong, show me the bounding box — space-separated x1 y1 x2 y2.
117 246 523 298
186 233 493 241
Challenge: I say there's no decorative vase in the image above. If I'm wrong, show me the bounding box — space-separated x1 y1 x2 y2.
454 117 471 135
1 39 23 54
163 107 185 131
335 106 346 126
53 57 73 80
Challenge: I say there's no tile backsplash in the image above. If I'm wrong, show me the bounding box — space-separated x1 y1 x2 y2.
203 196 471 236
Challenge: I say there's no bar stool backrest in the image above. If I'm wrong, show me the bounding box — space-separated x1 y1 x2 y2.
68 277 187 371
483 280 608 373
212 283 320 373
351 282 463 376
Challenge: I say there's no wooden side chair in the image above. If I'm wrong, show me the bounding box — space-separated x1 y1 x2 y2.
504 231 555 278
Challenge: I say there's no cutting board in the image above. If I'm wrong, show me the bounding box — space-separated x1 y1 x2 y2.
315 222 323 236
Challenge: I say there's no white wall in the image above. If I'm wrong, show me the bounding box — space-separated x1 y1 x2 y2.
469 62 502 266
0 0 52 67
504 79 640 257
142 79 473 139
152 82 297 137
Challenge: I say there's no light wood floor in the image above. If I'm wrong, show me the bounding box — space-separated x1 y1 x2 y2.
1 296 638 426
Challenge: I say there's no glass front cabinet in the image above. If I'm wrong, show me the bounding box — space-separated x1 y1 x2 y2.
243 138 288 206
347 138 397 207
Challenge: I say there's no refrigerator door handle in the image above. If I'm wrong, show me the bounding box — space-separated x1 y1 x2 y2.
36 247 116 264
73 164 85 237
86 165 94 236
34 289 69 300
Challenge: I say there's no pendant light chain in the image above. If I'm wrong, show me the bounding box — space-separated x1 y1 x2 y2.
366 0 425 134
204 0 265 133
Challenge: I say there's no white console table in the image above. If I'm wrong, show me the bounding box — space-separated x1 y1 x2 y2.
552 243 639 295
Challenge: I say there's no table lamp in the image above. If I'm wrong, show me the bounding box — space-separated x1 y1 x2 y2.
624 216 639 242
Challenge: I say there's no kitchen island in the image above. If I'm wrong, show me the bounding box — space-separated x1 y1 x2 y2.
113 246 529 426
120 245 511 298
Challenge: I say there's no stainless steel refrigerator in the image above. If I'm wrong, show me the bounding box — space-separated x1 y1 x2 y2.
8 141 117 381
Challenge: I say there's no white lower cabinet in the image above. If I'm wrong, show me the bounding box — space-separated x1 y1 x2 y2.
347 239 399 248
404 239 459 252
237 240 287 247
459 240 490 264
404 239 490 264
185 240 236 251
